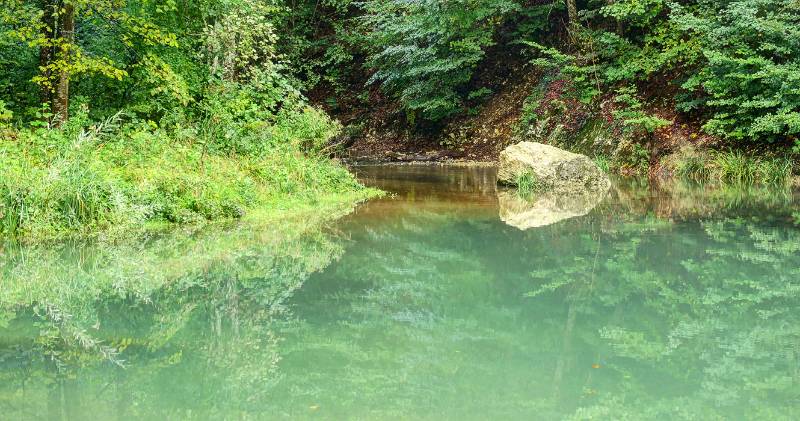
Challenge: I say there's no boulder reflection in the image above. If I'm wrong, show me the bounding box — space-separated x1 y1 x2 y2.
498 188 607 229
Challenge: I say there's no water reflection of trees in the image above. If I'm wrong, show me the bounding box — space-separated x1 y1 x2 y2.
278 182 800 419
0 214 347 419
524 183 797 418
527 214 800 419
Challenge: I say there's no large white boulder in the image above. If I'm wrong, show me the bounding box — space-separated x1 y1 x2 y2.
497 142 610 195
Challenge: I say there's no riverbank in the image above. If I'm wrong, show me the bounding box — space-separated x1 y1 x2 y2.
334 64 798 188
322 39 798 187
0 113 381 243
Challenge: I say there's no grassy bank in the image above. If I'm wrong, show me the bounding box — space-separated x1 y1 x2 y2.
663 147 795 187
0 109 380 242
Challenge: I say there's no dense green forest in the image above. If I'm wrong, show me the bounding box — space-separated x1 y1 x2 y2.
1 0 799 239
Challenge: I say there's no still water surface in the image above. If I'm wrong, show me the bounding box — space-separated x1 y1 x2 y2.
1 165 799 419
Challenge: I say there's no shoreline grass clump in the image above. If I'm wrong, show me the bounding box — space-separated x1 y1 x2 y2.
713 152 793 187
515 171 541 198
674 153 712 184
756 157 794 187
668 147 795 187
593 155 611 174
713 151 758 185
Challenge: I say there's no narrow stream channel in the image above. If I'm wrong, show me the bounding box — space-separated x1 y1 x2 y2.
1 164 799 419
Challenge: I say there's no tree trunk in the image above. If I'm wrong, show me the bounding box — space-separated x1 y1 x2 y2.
39 0 57 114
566 0 578 27
53 2 74 125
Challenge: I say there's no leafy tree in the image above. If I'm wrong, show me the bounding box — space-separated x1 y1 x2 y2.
360 0 518 122
672 0 800 141
0 0 177 124
531 0 800 143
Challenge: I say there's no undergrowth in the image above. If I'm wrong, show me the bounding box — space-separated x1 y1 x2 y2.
0 108 378 241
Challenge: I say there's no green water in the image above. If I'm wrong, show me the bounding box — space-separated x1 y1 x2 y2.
1 165 799 420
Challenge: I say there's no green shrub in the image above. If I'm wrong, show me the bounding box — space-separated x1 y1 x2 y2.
613 87 671 136
523 41 602 105
519 1 799 145
594 155 611 173
672 1 800 142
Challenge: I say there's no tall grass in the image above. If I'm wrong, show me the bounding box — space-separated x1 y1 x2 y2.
0 110 377 241
675 154 712 183
714 151 759 185
671 148 794 187
757 157 794 186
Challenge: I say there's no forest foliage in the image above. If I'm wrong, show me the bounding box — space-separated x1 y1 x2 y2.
1 1 798 140
274 0 800 144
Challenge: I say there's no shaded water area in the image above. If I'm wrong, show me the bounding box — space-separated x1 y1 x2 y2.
1 164 799 419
